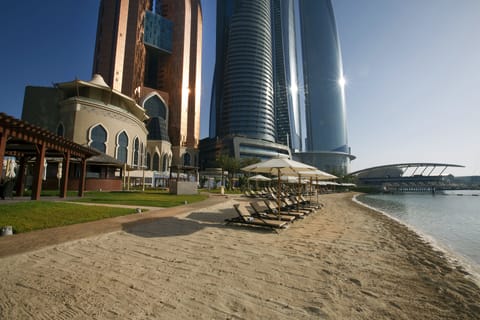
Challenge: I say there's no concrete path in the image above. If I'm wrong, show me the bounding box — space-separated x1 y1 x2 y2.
0 194 231 258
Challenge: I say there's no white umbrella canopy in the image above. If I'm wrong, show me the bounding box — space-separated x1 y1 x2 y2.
242 157 317 175
247 174 271 182
278 175 308 184
297 169 337 180
296 169 337 204
242 158 317 218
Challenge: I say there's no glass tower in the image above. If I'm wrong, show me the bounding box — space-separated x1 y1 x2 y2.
293 0 354 174
206 0 353 172
209 0 276 143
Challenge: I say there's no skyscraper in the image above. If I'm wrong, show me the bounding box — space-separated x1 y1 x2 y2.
93 0 202 167
211 0 275 142
203 0 353 173
293 0 354 174
271 0 303 151
202 0 290 165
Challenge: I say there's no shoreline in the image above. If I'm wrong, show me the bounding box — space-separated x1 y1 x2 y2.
1 192 480 319
353 193 480 287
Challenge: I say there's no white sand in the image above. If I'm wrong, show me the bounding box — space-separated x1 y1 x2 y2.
0 193 479 319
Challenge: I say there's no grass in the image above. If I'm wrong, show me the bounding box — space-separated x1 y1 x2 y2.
73 191 208 207
201 188 244 195
0 202 134 234
0 191 210 234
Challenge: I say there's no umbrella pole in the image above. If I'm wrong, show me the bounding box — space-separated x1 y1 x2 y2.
310 177 313 204
316 177 319 204
277 168 281 220
297 174 301 211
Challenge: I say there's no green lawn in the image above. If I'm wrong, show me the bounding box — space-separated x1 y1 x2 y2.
74 191 208 207
0 191 209 234
0 202 134 234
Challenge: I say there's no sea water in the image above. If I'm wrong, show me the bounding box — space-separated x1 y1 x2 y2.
356 191 480 272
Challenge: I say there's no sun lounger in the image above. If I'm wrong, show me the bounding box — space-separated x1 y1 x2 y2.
263 200 305 219
282 198 311 214
249 201 296 222
299 195 323 209
290 196 317 212
225 204 289 231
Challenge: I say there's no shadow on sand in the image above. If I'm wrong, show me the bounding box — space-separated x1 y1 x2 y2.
122 207 275 237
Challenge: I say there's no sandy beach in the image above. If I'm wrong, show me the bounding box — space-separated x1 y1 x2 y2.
1 192 479 319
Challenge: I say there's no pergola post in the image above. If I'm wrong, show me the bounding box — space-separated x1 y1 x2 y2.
78 157 87 197
15 157 27 197
31 143 46 200
60 151 71 198
0 129 9 173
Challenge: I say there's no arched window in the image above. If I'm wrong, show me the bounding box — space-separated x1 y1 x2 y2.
153 153 160 171
144 94 168 120
162 154 168 172
90 124 107 153
183 153 191 166
146 152 151 169
57 123 64 137
133 137 139 167
116 132 128 163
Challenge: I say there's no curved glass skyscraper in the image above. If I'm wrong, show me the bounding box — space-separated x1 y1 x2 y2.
210 0 276 142
293 0 354 174
204 0 353 172
203 0 290 165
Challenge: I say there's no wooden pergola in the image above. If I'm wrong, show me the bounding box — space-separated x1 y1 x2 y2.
0 113 99 200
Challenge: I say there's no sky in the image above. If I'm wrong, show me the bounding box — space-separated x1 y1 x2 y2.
1 0 479 176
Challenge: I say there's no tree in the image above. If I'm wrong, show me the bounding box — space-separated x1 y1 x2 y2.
215 155 262 190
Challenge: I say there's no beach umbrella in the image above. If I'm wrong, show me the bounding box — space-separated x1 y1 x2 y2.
248 174 271 190
247 174 271 182
242 158 317 218
278 175 308 184
297 169 337 203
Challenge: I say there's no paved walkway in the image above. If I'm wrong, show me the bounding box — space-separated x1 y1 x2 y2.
0 194 232 258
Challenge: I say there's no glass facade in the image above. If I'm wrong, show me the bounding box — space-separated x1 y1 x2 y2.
293 0 353 174
209 0 276 143
299 0 348 153
272 0 303 152
207 0 353 172
144 11 173 53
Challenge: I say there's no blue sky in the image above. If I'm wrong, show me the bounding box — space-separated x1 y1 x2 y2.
1 1 479 176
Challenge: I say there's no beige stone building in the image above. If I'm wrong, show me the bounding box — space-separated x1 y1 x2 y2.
22 74 172 189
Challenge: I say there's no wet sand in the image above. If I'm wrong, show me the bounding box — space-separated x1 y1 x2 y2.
1 193 479 319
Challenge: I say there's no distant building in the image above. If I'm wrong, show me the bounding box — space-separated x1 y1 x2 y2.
93 0 202 167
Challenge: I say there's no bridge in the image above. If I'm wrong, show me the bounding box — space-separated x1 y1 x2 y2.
349 163 465 193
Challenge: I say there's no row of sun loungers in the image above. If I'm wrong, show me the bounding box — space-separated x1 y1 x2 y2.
225 195 323 232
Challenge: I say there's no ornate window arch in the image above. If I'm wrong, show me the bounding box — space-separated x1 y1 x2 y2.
132 137 139 167
116 131 129 163
142 92 168 120
89 124 108 153
153 153 160 171
162 154 169 172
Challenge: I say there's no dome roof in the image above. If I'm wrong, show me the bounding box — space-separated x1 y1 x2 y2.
89 74 110 88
